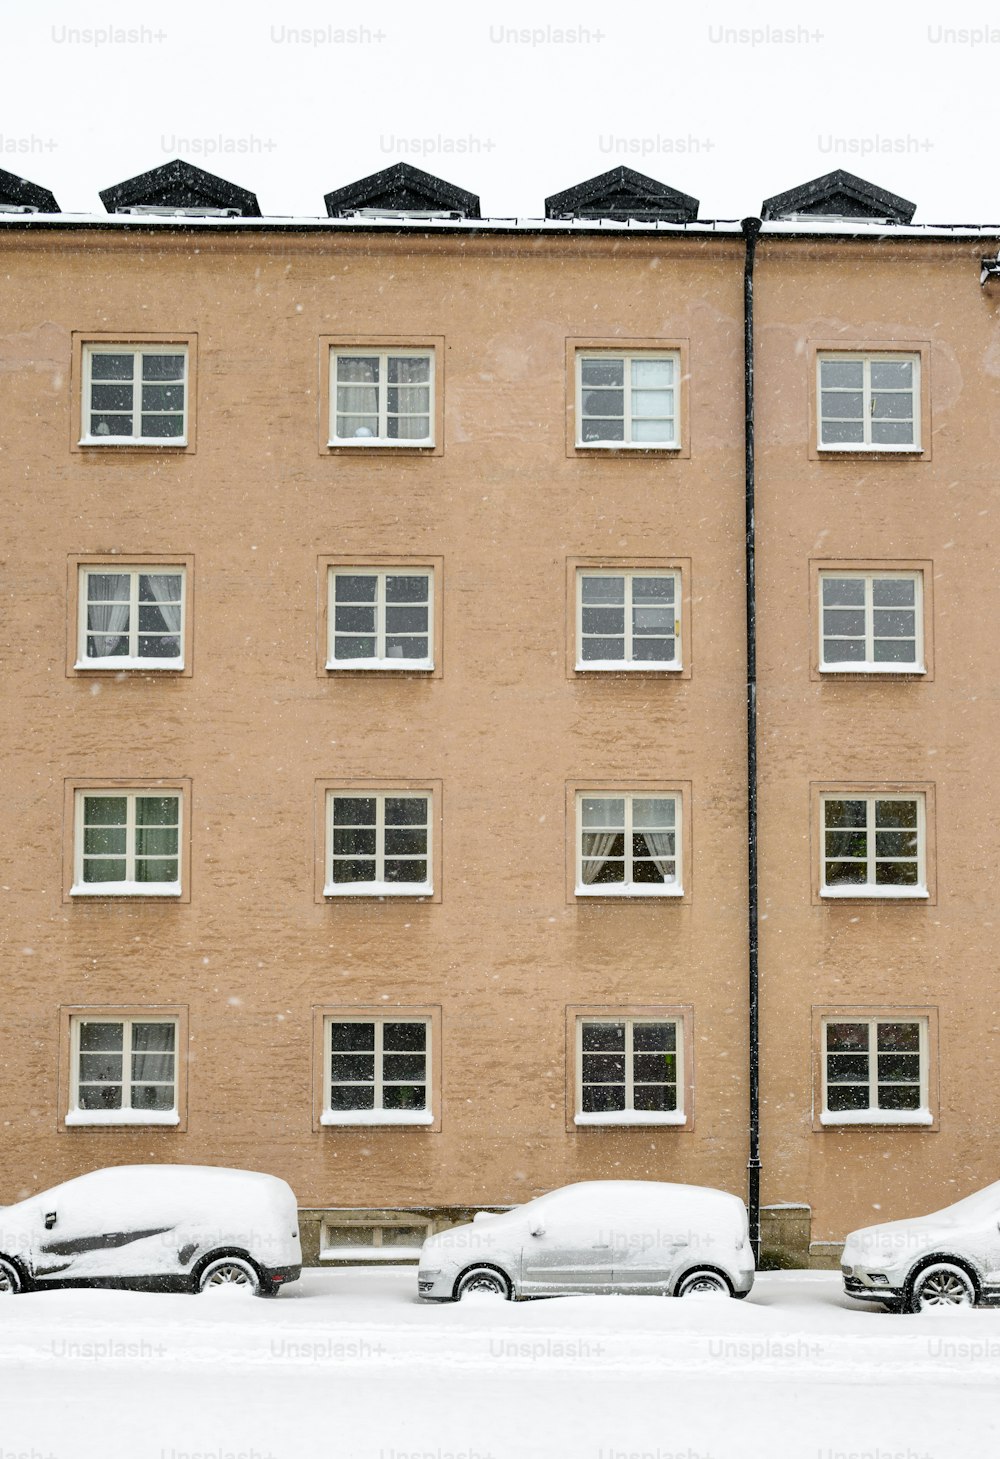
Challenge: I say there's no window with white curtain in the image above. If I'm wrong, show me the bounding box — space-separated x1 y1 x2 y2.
329 350 434 444
576 351 680 447
576 793 681 895
77 566 185 669
68 1016 179 1125
73 790 182 896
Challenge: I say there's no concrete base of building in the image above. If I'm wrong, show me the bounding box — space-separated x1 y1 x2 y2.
758 1203 813 1270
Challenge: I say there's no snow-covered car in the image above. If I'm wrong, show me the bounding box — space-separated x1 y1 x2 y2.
418 1180 755 1301
842 1179 1000 1311
0 1165 302 1296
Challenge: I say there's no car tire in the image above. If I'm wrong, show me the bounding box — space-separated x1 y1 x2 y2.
676 1268 734 1298
0 1257 22 1294
907 1262 977 1312
197 1255 263 1295
454 1266 512 1300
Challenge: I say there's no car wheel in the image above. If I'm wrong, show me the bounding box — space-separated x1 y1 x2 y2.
0 1258 21 1294
197 1256 263 1295
676 1269 734 1298
454 1266 512 1300
908 1262 976 1312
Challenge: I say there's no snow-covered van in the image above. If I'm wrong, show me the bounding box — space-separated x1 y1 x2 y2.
418 1180 755 1301
0 1164 301 1296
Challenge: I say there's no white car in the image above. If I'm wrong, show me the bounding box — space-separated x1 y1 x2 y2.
842 1179 1000 1311
0 1165 302 1296
418 1180 755 1301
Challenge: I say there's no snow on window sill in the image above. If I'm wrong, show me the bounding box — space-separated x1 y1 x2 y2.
820 885 928 900
324 882 432 899
819 664 925 676
574 441 680 452
820 1109 933 1127
325 660 433 673
575 1111 687 1127
74 659 184 672
575 884 683 898
78 437 188 448
70 883 182 898
575 661 682 673
65 1109 180 1127
816 443 921 455
326 438 434 449
320 1110 434 1126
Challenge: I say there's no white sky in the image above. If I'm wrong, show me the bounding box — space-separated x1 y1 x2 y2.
3 0 990 221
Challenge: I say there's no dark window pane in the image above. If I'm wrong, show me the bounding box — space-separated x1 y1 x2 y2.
335 575 378 602
385 798 427 826
632 1023 675 1052
384 1023 426 1051
878 1023 920 1052
333 827 376 856
582 418 625 443
90 353 133 381
582 1023 625 1052
383 1054 426 1081
878 1084 921 1111
825 800 867 828
329 1023 375 1052
384 859 427 884
633 1053 676 1083
581 1084 627 1113
826 1023 869 1053
331 860 377 883
327 1085 375 1111
333 798 375 826
826 861 868 885
876 800 917 828
382 1084 426 1110
826 1084 869 1113
581 1054 626 1083
827 1054 871 1082
875 862 919 886
78 1084 123 1110
142 354 185 380
633 1085 676 1112
330 1055 376 1082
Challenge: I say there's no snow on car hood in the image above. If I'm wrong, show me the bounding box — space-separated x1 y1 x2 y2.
842 1212 955 1266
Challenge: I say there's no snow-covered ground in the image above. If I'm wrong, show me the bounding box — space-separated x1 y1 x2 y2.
4 1267 998 1458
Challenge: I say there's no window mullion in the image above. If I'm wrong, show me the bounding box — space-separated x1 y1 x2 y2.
624 575 633 662
376 573 386 660
375 1021 384 1110
869 1019 878 1111
124 1021 134 1108
865 577 874 665
866 797 876 885
132 352 141 438
624 1021 635 1113
863 360 873 446
126 794 137 883
376 796 386 883
130 571 140 658
378 354 388 438
624 797 633 885
623 358 633 444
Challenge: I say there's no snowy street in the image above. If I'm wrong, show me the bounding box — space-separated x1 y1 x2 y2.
4 1267 998 1459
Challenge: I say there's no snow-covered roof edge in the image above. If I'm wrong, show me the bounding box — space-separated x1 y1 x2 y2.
1 213 999 240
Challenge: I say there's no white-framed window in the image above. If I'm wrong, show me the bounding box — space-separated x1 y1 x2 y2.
330 349 434 445
817 353 920 451
77 566 185 669
82 344 188 444
576 793 681 896
821 1016 930 1126
577 570 680 669
73 790 182 896
576 1017 684 1126
819 571 923 673
326 792 431 896
321 1016 432 1126
328 569 432 670
821 794 926 898
67 1015 179 1126
576 351 680 448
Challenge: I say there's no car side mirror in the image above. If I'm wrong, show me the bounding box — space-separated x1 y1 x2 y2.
529 1224 545 1238
44 1212 57 1230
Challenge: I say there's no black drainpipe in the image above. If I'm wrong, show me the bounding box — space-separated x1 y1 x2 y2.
741 215 763 1264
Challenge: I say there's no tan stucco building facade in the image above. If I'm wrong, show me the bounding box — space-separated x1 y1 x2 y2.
3 161 999 1265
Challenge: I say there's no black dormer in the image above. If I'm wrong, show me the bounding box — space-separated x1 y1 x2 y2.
0 167 59 212
99 159 261 217
545 167 699 223
761 170 916 224
324 163 480 218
